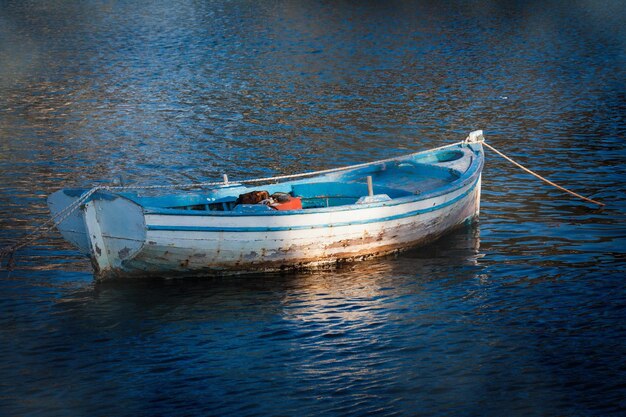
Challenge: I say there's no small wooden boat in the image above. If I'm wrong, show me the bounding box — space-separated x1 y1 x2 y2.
48 131 485 279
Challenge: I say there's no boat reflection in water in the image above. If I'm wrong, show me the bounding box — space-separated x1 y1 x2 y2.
13 217 547 417
69 222 484 330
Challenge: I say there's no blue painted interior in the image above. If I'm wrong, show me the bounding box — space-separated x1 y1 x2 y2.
146 178 480 233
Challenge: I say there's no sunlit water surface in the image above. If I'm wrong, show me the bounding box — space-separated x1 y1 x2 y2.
1 1 625 416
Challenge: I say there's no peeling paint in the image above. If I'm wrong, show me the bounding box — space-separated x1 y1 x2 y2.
118 247 131 260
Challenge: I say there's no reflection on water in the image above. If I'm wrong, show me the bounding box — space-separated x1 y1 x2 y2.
2 227 488 416
1 0 625 416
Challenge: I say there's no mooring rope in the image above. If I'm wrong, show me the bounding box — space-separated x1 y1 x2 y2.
482 142 605 208
0 186 103 269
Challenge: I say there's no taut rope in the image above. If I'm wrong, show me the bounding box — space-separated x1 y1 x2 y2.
482 141 605 208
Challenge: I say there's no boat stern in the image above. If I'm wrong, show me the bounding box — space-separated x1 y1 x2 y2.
49 190 147 277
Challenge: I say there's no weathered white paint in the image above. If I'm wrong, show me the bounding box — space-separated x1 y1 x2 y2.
475 174 482 216
84 201 112 272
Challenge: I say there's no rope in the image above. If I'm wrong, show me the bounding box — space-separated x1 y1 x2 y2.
482 141 605 207
0 186 103 269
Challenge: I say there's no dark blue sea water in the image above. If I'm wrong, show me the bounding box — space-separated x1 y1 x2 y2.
1 1 625 415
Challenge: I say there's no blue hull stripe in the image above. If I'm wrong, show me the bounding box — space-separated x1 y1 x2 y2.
146 179 479 233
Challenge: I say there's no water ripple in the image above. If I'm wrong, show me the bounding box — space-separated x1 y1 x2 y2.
1 1 626 416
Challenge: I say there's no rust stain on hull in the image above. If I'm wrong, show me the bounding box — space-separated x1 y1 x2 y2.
96 217 476 281
325 231 385 250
